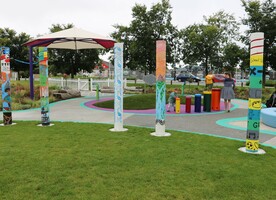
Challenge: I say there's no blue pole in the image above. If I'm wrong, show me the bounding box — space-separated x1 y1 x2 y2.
29 46 34 100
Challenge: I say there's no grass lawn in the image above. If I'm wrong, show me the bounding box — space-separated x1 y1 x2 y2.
94 94 199 110
0 121 275 200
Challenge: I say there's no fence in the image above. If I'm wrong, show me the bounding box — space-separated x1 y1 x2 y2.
48 77 127 91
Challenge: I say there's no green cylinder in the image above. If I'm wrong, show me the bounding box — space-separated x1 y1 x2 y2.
203 91 212 112
96 84 99 101
181 82 185 96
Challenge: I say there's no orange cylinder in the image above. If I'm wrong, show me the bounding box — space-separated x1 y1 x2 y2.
211 88 221 111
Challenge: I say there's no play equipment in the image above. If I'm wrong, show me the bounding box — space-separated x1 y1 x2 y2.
203 91 212 112
151 40 170 137
211 88 221 111
238 32 266 154
0 47 13 125
185 96 191 113
175 97 180 113
96 84 100 101
110 43 127 132
181 82 185 96
261 108 276 128
39 47 51 126
194 94 202 113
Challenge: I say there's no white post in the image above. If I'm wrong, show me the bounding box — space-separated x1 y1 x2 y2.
61 77 64 88
108 78 110 87
77 78 80 90
90 78 93 91
110 43 128 132
124 78 127 88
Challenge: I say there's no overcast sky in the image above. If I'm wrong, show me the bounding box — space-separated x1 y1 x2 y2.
2 0 247 37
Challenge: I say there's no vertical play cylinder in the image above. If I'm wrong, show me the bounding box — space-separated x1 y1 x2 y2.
110 43 127 132
203 91 212 112
0 47 12 125
186 96 191 113
96 84 99 101
151 40 170 137
194 94 202 113
175 97 180 114
239 32 265 154
39 47 50 126
211 88 221 111
181 82 185 96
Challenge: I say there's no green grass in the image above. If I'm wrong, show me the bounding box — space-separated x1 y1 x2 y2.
94 94 200 110
0 122 275 200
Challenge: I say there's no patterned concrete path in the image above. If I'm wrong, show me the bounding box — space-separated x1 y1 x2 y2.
10 95 276 149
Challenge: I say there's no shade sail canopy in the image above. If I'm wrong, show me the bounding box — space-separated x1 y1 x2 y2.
24 27 115 49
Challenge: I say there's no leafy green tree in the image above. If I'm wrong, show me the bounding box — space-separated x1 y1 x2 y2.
48 24 100 78
180 11 240 75
223 43 244 75
0 28 30 78
241 0 276 85
180 24 221 75
112 0 179 74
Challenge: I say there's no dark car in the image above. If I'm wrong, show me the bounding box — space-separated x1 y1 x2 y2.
213 74 236 83
176 73 201 83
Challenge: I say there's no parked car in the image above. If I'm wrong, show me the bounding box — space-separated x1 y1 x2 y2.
176 73 201 83
213 74 236 83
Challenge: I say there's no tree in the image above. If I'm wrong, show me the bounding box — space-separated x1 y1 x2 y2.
241 0 276 85
179 11 240 75
180 24 221 75
48 24 100 78
222 43 245 76
0 28 30 78
111 0 179 74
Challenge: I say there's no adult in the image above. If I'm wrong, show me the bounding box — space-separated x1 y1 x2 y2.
221 72 235 112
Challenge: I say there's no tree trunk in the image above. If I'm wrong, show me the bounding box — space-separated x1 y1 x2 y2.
205 57 208 76
71 65 75 79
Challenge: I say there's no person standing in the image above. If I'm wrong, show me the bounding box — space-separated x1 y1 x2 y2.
221 72 235 112
205 71 214 90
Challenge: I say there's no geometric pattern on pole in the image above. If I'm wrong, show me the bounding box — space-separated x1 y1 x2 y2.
110 43 127 132
239 32 265 154
151 40 170 137
39 47 51 126
0 47 13 125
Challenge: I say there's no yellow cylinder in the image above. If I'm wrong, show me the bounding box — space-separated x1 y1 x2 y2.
175 97 180 113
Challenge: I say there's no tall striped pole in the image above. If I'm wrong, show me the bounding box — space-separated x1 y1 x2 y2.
110 43 128 132
239 32 265 154
38 47 52 126
151 40 171 137
0 47 14 126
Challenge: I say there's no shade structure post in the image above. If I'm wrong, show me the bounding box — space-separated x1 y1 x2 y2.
39 47 51 126
239 32 265 154
0 47 13 125
151 40 171 137
110 43 127 132
29 46 34 100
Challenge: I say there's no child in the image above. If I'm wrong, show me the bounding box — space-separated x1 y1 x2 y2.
205 71 214 90
167 88 178 112
221 72 235 112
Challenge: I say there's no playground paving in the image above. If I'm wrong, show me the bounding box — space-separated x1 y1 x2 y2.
11 94 276 149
